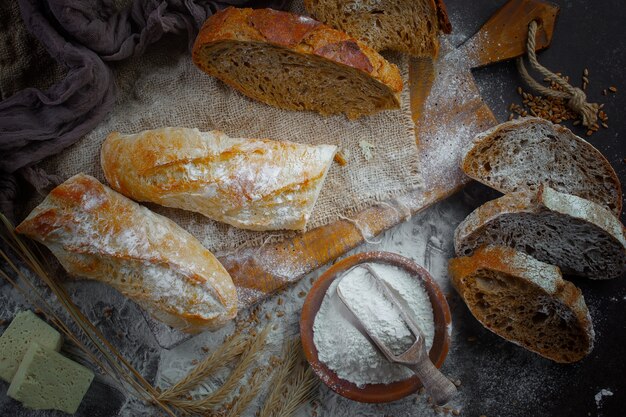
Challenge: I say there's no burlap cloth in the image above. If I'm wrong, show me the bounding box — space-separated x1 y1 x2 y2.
36 1 422 253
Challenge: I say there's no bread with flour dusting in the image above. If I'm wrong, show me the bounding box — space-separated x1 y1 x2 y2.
461 117 622 215
16 174 237 333
192 7 402 119
101 127 337 231
449 246 594 363
454 185 626 279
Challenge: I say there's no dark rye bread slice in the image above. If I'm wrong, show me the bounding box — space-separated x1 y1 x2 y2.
449 246 594 363
455 185 626 279
192 8 403 120
461 117 622 216
304 0 451 57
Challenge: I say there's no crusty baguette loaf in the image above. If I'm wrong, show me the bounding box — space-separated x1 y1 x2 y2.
304 0 451 56
449 246 594 363
462 117 622 215
192 7 403 119
101 127 337 231
454 185 626 279
16 174 237 333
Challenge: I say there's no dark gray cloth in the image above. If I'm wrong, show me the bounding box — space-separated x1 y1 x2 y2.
0 0 286 222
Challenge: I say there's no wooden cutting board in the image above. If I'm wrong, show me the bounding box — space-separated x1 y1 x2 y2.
221 0 560 309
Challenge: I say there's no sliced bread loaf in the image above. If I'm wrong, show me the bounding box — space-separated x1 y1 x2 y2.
461 117 622 215
304 0 451 57
192 7 403 119
454 185 626 279
449 246 594 363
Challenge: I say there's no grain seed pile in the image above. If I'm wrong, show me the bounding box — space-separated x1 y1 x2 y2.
508 70 617 137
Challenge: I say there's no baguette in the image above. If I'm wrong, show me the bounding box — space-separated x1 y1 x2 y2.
454 185 626 279
462 117 622 215
304 0 451 56
192 7 402 119
16 174 237 333
449 246 594 363
101 127 337 231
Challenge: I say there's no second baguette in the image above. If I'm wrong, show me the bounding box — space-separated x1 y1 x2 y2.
101 127 337 231
16 174 237 333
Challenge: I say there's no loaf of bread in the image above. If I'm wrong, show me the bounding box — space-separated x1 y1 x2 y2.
192 7 403 119
454 185 626 279
101 127 337 231
16 174 237 333
449 246 594 363
304 0 451 56
462 117 622 215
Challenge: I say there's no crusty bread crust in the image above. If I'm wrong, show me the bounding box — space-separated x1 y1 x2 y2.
304 0 450 56
101 127 337 231
455 185 626 279
449 246 594 363
433 0 452 34
16 174 238 333
462 117 622 215
192 8 402 119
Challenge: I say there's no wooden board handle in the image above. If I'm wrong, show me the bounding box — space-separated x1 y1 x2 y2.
459 0 560 69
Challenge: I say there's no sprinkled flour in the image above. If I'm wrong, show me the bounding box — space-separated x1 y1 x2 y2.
313 262 435 387
594 388 613 407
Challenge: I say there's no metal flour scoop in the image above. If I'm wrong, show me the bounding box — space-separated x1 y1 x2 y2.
336 264 457 406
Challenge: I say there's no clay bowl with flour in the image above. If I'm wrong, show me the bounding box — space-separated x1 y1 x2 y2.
300 251 452 403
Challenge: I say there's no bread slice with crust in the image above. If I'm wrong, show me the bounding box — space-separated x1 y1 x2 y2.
304 0 452 57
192 7 403 120
454 185 626 279
461 117 622 215
449 246 594 363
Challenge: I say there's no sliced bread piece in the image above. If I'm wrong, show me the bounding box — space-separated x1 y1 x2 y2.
449 246 594 363
454 185 626 279
304 0 452 57
461 117 622 215
192 7 403 120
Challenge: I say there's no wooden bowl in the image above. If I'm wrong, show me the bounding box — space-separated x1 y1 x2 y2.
300 251 452 403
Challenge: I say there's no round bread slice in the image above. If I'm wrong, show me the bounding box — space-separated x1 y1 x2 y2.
461 117 622 215
192 7 403 120
449 246 594 363
304 0 452 57
454 185 626 279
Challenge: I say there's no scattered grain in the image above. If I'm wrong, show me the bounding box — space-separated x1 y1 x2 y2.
508 71 612 135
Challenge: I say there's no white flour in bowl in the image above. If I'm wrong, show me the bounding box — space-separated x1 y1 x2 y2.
312 262 435 387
